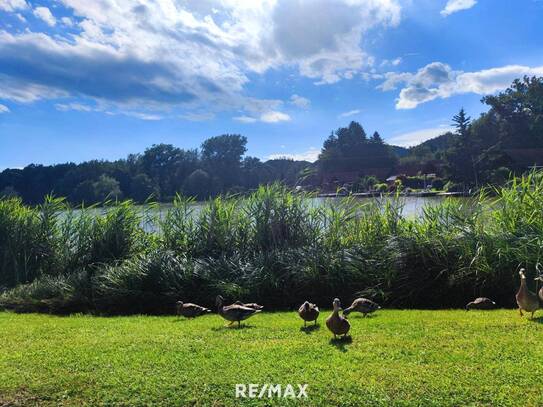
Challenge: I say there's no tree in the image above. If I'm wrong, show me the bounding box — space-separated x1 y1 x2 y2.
0 186 19 198
370 131 384 144
183 169 212 200
201 134 247 190
446 108 480 187
93 175 123 202
130 173 157 203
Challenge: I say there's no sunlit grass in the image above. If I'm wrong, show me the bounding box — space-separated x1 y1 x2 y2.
1 310 542 406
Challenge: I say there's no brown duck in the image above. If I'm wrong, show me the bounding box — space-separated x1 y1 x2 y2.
343 298 381 317
298 301 319 326
233 300 264 310
176 301 211 318
326 298 350 339
516 269 539 318
216 295 261 327
465 297 496 310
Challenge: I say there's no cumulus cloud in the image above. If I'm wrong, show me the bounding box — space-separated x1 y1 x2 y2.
268 147 320 162
260 110 291 123
0 0 27 12
387 126 454 147
233 116 258 124
0 0 402 119
33 6 56 26
233 110 291 123
339 109 361 118
441 0 477 16
380 62 543 109
289 94 310 109
0 103 9 113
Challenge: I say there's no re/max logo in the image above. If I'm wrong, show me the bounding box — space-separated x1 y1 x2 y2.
235 384 308 399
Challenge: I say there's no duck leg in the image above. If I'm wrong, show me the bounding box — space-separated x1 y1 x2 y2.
304 320 307 327
238 320 241 328
314 319 317 326
519 308 523 317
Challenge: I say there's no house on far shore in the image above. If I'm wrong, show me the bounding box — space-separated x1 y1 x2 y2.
503 149 543 170
320 168 390 192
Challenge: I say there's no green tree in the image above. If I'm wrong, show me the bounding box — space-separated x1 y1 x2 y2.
183 169 212 200
130 173 157 203
201 134 247 190
93 175 123 202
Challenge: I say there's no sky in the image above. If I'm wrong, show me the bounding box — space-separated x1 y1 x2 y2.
0 0 542 169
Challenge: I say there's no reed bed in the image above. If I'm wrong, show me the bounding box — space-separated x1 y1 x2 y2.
1 172 543 314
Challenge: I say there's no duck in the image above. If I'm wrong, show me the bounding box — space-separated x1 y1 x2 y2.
325 298 350 339
343 298 381 317
298 301 319 326
233 300 264 310
516 269 539 318
535 274 543 303
465 297 496 310
176 301 211 318
216 295 261 327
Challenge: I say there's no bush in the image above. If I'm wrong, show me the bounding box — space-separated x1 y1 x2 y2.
2 175 543 314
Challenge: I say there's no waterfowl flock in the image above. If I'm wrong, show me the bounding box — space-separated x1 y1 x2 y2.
176 268 543 339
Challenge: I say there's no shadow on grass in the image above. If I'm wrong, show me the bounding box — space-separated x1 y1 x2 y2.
329 336 352 352
343 313 377 319
300 324 320 334
211 324 256 332
529 316 543 324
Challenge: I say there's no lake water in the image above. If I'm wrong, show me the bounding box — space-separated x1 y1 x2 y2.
68 196 459 232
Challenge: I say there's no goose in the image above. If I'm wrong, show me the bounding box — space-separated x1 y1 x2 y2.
343 298 381 317
465 297 496 310
233 300 264 310
216 295 261 327
535 275 543 303
176 301 211 318
298 301 319 326
325 298 350 339
516 269 539 318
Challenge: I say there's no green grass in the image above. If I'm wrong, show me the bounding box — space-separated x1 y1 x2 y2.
1 310 543 406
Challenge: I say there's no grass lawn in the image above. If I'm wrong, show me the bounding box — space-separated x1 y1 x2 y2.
1 309 542 406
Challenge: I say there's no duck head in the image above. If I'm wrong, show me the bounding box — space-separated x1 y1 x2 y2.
519 268 526 280
332 298 341 311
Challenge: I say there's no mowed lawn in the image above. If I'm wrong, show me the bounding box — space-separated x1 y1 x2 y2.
1 310 542 406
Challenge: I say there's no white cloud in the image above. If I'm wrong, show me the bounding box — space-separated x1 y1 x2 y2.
268 147 320 162
0 0 402 118
339 109 361 118
0 104 10 113
380 62 543 109
33 6 56 26
180 112 215 121
441 0 477 16
55 102 94 112
260 111 291 123
0 0 27 12
233 116 258 124
289 94 310 109
61 17 74 27
387 126 454 147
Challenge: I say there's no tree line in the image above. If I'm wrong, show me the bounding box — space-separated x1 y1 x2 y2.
1 76 542 204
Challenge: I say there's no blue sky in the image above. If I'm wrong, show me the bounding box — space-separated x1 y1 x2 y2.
0 0 542 169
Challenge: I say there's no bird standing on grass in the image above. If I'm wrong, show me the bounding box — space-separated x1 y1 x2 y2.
465 297 496 310
216 295 261 327
516 269 539 318
326 298 350 339
176 301 211 318
298 301 319 327
343 298 380 317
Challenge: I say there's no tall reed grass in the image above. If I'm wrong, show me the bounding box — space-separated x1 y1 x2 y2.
1 175 543 314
